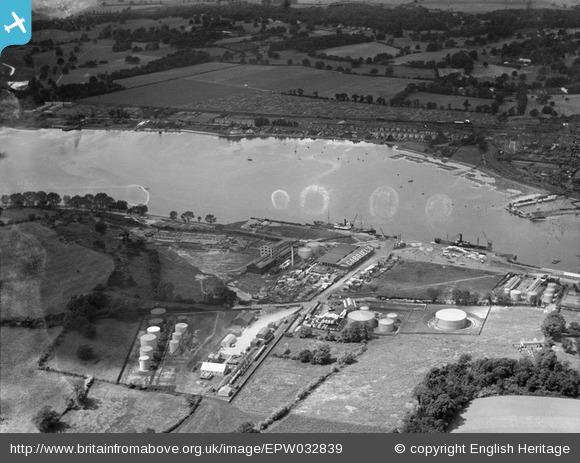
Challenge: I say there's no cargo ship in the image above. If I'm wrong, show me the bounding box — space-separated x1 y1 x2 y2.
434 233 492 251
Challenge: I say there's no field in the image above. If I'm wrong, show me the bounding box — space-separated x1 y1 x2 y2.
356 260 501 299
406 92 497 111
273 306 546 432
450 396 580 432
0 327 71 432
87 64 420 107
233 337 358 418
62 382 191 433
47 318 141 382
156 247 207 302
176 398 262 433
321 42 400 59
0 223 114 320
528 94 580 117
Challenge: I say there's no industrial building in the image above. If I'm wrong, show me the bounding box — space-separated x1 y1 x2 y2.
247 239 294 274
200 362 229 378
317 243 374 270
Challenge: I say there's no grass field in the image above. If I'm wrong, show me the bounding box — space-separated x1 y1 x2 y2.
176 398 262 433
233 337 357 418
406 92 496 111
356 260 501 299
0 327 71 433
88 64 420 107
48 318 141 382
450 396 580 432
321 42 400 59
274 306 546 432
0 223 114 319
62 382 191 433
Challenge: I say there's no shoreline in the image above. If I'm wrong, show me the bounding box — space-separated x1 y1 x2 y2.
2 123 550 199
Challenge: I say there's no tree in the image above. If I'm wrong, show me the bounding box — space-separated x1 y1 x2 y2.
77 344 96 361
71 382 89 409
311 344 332 365
426 287 441 303
298 349 312 363
236 422 258 433
297 325 312 338
169 210 178 220
205 214 216 224
94 221 107 234
182 211 195 222
33 406 63 433
338 352 356 365
463 99 471 111
46 192 61 208
542 313 566 340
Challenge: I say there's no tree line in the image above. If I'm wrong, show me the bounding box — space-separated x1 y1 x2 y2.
0 191 148 215
403 350 580 432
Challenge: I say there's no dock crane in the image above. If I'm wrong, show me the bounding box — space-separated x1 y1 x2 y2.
482 231 493 251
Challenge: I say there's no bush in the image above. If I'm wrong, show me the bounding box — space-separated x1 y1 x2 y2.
33 406 62 433
235 422 258 433
76 344 96 361
298 349 312 363
311 343 332 365
297 325 312 338
338 352 356 365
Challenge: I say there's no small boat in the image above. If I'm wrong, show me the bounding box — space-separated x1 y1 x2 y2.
552 259 560 264
247 158 253 161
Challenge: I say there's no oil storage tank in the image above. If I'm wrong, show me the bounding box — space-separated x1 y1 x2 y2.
376 318 395 333
347 310 377 329
297 246 313 260
435 308 468 330
306 242 324 256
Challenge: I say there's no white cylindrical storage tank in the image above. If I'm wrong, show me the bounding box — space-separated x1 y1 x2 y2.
359 305 370 311
139 345 154 357
150 308 167 317
168 340 179 355
547 282 557 289
172 331 183 342
510 289 522 302
306 242 323 256
140 333 157 349
139 355 151 372
347 310 377 329
149 317 164 329
386 312 399 321
175 323 188 334
297 246 313 260
435 309 468 330
376 318 395 333
147 326 161 337
542 292 554 304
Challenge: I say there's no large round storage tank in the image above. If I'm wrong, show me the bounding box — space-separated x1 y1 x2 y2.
297 246 313 260
306 242 324 256
140 333 157 348
139 345 154 357
168 340 179 355
376 318 395 333
139 355 151 372
386 313 399 321
435 309 468 330
175 323 188 334
147 326 161 337
150 308 167 317
510 289 522 302
149 318 164 329
347 310 377 329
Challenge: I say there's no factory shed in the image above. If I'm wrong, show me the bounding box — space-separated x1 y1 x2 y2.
200 362 229 377
318 244 358 267
233 311 256 327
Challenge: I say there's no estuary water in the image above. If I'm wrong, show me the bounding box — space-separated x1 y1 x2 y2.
0 128 578 272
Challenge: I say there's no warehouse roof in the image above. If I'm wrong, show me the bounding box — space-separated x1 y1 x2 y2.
317 244 357 266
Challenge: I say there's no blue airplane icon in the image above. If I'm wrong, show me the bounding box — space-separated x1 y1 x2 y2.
0 0 32 56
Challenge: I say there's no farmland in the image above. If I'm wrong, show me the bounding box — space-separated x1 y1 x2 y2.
175 398 262 433
0 327 70 433
86 64 420 108
321 42 399 59
0 223 114 320
62 382 192 433
47 318 141 382
450 396 580 433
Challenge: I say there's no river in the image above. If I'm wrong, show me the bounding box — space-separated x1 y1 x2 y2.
0 128 578 272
